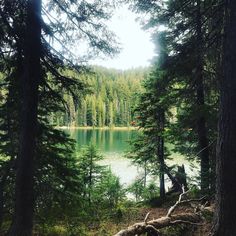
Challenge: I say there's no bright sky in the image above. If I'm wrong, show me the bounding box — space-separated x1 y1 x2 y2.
91 5 155 70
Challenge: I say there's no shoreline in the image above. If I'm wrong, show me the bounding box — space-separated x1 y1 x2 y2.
56 126 138 130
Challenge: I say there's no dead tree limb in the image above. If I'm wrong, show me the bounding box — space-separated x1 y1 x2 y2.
114 188 208 236
167 187 189 217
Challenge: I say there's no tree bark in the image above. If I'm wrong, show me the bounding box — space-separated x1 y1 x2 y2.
213 0 236 235
8 0 42 235
164 165 182 193
196 0 210 193
158 110 165 200
158 137 165 199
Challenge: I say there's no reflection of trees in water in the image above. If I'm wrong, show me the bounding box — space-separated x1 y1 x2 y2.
71 129 138 153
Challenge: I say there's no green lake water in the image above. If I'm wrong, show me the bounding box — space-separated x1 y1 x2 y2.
70 128 137 154
69 128 139 185
68 128 198 186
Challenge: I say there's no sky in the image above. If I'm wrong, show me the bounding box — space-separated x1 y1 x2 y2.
91 5 155 70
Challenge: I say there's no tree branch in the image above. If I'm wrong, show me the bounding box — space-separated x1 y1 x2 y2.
114 189 208 236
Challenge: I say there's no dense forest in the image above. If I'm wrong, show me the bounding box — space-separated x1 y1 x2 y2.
0 0 236 236
52 67 147 127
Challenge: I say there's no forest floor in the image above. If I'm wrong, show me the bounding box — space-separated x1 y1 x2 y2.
133 206 212 236
0 205 212 236
88 204 213 236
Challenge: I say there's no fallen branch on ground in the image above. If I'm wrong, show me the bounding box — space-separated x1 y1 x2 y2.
114 188 209 236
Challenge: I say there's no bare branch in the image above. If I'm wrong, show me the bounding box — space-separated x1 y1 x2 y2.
144 211 151 223
114 189 209 236
167 187 189 217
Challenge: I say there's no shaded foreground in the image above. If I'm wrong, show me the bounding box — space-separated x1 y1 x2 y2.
115 190 213 236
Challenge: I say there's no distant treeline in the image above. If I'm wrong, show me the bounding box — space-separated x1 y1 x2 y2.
50 66 149 127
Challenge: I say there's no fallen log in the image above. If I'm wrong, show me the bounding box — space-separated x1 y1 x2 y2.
115 213 202 236
114 188 208 236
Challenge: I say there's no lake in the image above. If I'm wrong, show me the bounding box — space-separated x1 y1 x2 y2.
68 128 198 186
69 128 139 185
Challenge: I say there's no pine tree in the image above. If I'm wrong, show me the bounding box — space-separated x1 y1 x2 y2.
0 0 118 234
128 33 177 200
131 0 222 194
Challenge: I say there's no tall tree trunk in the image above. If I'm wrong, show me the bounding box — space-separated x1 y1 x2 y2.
196 0 210 193
144 160 147 188
8 0 42 235
213 0 236 235
159 137 165 200
158 110 165 200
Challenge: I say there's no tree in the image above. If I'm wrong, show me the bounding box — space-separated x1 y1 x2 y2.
78 144 105 203
130 0 223 194
213 1 236 235
8 1 42 234
128 33 176 200
0 0 118 234
0 59 87 234
97 169 124 208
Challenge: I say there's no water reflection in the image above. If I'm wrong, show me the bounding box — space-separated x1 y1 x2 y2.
70 128 137 154
68 128 139 185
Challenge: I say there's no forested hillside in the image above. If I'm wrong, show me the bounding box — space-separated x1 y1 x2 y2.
52 67 148 127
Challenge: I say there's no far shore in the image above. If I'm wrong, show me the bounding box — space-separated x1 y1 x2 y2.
56 126 138 130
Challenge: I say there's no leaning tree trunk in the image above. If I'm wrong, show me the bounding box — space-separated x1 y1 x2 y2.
195 0 210 194
213 0 236 235
8 0 42 235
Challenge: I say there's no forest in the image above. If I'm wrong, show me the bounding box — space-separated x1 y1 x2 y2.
53 66 147 127
0 0 236 236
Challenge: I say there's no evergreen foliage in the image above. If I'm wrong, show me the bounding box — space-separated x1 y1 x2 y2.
127 33 182 200
130 0 222 194
53 66 148 127
0 0 119 234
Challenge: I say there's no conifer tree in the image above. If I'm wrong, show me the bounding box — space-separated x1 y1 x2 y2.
0 0 118 234
129 33 175 199
131 0 222 194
